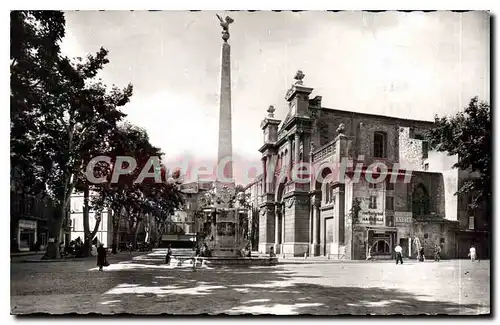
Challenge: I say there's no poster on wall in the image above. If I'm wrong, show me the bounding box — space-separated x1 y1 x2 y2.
360 211 384 225
394 212 413 224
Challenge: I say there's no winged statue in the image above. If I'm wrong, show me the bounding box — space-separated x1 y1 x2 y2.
216 14 234 32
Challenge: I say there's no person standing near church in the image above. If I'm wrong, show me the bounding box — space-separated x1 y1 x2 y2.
434 244 442 262
395 244 403 265
469 245 477 262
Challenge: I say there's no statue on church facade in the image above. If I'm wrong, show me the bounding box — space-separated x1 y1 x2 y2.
336 123 346 135
294 70 305 85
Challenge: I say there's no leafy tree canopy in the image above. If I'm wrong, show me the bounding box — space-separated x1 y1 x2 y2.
426 97 491 208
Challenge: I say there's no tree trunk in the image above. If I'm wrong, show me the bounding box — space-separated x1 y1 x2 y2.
45 204 66 259
127 209 139 249
88 212 102 254
111 209 121 254
132 223 139 248
82 185 91 257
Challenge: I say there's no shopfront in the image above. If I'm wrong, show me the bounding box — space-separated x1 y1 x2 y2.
394 211 413 258
18 219 37 252
367 227 397 260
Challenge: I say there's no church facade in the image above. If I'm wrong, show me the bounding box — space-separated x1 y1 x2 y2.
245 72 488 260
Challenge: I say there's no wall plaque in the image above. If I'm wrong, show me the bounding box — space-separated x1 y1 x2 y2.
19 219 36 230
394 211 413 224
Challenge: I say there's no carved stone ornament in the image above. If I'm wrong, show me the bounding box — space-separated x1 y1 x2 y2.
336 123 346 135
219 185 234 204
313 198 321 208
294 70 305 85
310 141 315 153
285 197 296 209
260 207 267 217
267 105 275 118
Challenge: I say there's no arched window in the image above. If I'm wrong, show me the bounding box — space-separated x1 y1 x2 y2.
374 132 386 158
324 183 330 204
412 183 430 216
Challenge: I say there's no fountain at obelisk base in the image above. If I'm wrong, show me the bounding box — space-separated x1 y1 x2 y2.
195 15 276 266
199 183 249 258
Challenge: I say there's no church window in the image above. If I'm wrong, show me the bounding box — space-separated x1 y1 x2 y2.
422 141 429 159
386 177 394 190
386 196 394 211
374 132 386 158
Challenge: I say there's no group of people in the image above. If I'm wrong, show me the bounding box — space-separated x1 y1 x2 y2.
393 243 478 264
195 243 212 258
393 244 440 264
163 243 213 266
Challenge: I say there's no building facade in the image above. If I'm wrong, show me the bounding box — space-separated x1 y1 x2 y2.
246 72 487 259
10 191 53 252
69 191 113 247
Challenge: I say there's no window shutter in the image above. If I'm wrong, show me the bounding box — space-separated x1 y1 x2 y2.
469 216 475 230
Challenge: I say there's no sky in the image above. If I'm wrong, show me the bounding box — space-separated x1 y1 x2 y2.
60 11 490 184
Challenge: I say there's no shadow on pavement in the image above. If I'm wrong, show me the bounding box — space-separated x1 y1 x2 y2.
11 253 490 316
94 265 488 315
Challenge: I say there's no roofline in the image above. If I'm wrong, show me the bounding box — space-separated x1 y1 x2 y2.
321 107 435 127
244 174 263 190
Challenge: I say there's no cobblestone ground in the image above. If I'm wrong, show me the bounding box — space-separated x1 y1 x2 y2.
11 250 490 315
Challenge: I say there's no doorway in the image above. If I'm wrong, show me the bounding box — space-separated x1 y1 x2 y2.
399 238 409 258
324 218 333 256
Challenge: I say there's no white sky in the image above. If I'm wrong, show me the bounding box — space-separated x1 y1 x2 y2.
60 11 489 184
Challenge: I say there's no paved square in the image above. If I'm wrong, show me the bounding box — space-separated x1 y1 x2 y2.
10 251 490 315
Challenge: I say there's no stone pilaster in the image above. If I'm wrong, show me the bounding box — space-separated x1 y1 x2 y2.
258 203 276 254
261 157 267 193
294 132 300 165
274 203 280 254
329 184 346 259
280 194 310 257
287 137 293 178
311 193 321 256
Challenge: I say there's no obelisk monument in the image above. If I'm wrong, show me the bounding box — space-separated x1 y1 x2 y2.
210 14 241 258
216 14 235 191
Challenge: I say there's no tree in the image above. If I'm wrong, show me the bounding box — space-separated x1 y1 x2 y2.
11 11 66 196
91 123 184 253
426 97 491 209
11 11 134 258
235 184 246 193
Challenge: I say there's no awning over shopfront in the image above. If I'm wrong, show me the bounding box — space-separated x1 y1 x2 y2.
366 226 397 233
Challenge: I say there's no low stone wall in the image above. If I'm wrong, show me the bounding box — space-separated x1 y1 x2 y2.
204 256 278 266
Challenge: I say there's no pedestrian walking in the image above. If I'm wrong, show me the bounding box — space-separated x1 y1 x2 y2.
165 244 173 264
434 244 441 262
418 247 425 262
269 246 276 257
366 246 373 261
59 241 65 258
97 243 107 272
468 245 477 262
395 244 403 265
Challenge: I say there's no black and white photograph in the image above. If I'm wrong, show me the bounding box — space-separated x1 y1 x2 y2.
9 8 491 316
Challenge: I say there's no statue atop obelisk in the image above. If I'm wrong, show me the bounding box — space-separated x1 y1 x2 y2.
215 14 235 194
